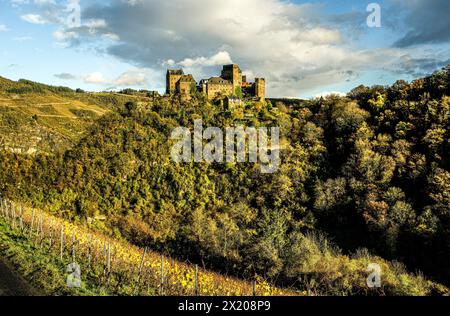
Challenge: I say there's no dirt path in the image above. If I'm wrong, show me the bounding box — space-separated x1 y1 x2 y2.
0 257 41 296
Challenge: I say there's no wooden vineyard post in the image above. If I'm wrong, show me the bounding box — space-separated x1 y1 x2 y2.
36 212 40 244
36 212 41 242
160 255 165 296
72 232 76 263
5 200 8 220
3 200 7 219
7 202 12 224
92 239 97 269
7 201 10 223
40 214 43 236
195 264 199 296
11 203 16 229
4 201 7 222
60 225 64 261
19 206 23 232
253 279 257 297
37 212 42 244
106 242 111 285
87 234 92 270
137 247 147 280
5 201 9 223
7 201 11 224
107 242 111 273
2 200 6 221
103 241 107 276
39 214 44 246
144 261 153 295
30 209 35 236
134 247 147 295
49 223 53 252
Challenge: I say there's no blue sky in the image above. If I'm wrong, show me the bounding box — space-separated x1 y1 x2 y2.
0 0 449 98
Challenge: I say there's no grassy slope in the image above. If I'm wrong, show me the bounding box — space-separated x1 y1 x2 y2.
0 206 289 296
0 218 108 295
1 203 449 296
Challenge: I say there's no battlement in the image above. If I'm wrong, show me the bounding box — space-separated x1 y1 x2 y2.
166 69 184 95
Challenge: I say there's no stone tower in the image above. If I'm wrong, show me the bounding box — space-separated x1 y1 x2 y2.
176 74 196 98
221 64 242 93
166 69 184 95
255 78 266 101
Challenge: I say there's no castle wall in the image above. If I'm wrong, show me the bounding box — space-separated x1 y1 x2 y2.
206 81 233 100
255 78 266 101
177 80 193 96
166 70 183 95
221 64 242 92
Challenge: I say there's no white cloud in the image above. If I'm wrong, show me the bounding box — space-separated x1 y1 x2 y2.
34 0 56 5
10 0 29 7
21 14 48 24
113 68 149 86
314 91 347 98
53 28 78 44
0 25 8 32
11 0 56 7
84 72 106 84
295 28 342 45
54 73 78 80
53 68 155 88
102 33 120 41
174 51 233 68
84 19 107 29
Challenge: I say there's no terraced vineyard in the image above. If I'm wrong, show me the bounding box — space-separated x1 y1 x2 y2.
0 76 148 154
0 199 292 296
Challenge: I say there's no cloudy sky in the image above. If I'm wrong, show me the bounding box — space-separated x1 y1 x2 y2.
0 0 449 98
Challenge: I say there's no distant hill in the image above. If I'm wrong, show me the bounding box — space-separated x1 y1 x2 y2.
0 76 149 154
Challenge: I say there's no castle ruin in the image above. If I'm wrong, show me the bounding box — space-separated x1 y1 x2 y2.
166 64 265 102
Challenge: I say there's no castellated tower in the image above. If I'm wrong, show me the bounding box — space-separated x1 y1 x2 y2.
255 78 266 101
221 64 242 93
166 69 184 95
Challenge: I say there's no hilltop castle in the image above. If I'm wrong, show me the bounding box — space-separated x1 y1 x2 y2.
166 64 265 101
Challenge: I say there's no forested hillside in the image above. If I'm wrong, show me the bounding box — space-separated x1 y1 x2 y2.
0 66 449 294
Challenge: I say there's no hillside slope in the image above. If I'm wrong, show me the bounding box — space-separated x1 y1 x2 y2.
0 200 291 296
1 200 448 296
0 66 449 295
0 76 149 154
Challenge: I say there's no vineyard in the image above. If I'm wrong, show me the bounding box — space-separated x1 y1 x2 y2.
0 198 294 296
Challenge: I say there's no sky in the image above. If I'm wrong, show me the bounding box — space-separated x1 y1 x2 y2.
0 0 449 98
